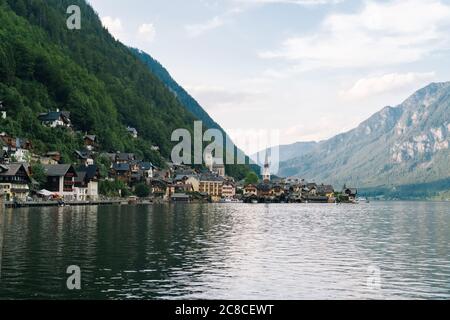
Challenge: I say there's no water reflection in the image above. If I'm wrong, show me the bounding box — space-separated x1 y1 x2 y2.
0 202 449 299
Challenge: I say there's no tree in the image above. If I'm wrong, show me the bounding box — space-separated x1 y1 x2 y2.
31 163 46 189
135 183 150 198
245 171 259 185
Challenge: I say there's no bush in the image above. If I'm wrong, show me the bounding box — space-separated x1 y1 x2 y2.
134 183 150 198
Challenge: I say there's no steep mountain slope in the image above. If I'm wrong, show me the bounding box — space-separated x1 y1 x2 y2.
131 48 258 179
0 0 196 164
130 48 222 131
279 82 450 189
0 0 254 178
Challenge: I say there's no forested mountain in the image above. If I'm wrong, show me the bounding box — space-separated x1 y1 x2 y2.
278 82 450 198
0 0 253 178
131 48 259 179
130 48 222 131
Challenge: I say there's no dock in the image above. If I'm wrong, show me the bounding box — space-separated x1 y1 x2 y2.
4 200 124 209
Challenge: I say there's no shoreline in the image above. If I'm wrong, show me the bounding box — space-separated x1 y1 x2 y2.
3 198 449 209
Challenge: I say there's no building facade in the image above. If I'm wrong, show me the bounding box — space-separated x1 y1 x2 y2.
0 164 30 201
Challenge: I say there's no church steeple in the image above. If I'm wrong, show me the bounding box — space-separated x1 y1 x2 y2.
262 151 271 183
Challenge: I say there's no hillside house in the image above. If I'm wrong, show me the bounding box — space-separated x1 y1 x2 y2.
127 127 138 138
112 163 131 183
83 135 97 151
38 110 71 128
0 101 6 119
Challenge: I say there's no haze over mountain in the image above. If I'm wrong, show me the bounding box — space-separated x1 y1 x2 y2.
275 82 450 193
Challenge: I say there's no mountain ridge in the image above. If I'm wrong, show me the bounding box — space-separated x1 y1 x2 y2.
273 82 450 191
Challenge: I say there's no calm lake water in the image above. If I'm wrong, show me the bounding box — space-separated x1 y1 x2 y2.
0 202 449 300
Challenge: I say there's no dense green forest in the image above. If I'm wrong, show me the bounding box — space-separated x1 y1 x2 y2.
0 0 255 179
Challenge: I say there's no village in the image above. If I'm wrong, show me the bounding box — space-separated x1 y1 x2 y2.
0 105 358 207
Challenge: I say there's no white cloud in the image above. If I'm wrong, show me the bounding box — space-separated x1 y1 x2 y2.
138 23 156 42
260 0 450 70
340 72 436 99
185 16 225 37
233 0 342 5
185 85 259 110
101 16 124 40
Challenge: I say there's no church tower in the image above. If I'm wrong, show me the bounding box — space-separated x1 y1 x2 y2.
262 151 271 183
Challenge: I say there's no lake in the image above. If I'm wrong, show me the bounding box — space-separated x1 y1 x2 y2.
0 202 449 299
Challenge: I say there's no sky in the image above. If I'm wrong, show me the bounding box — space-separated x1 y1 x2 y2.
88 0 450 154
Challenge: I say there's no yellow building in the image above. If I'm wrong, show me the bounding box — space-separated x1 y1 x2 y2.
199 174 224 202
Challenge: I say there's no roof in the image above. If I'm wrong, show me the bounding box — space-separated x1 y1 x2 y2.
317 185 335 194
200 174 224 182
113 163 130 171
257 183 273 192
74 150 88 159
77 165 98 181
43 164 76 177
38 111 70 122
139 162 154 170
84 135 96 141
127 127 138 134
344 188 358 195
0 163 28 178
116 153 135 161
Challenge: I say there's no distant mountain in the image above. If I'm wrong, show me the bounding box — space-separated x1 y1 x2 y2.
277 82 450 194
251 141 318 165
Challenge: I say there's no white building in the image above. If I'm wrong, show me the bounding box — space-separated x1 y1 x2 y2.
38 110 71 128
74 165 99 201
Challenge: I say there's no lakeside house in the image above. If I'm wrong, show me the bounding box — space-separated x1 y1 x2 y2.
244 184 258 197
343 187 358 202
0 163 31 201
38 110 71 128
222 181 236 199
42 164 77 200
199 173 224 202
74 165 99 201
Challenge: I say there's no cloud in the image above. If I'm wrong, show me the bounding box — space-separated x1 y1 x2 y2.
260 0 450 70
185 85 259 110
138 23 156 42
101 16 124 40
233 0 342 5
340 72 436 99
185 16 225 37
